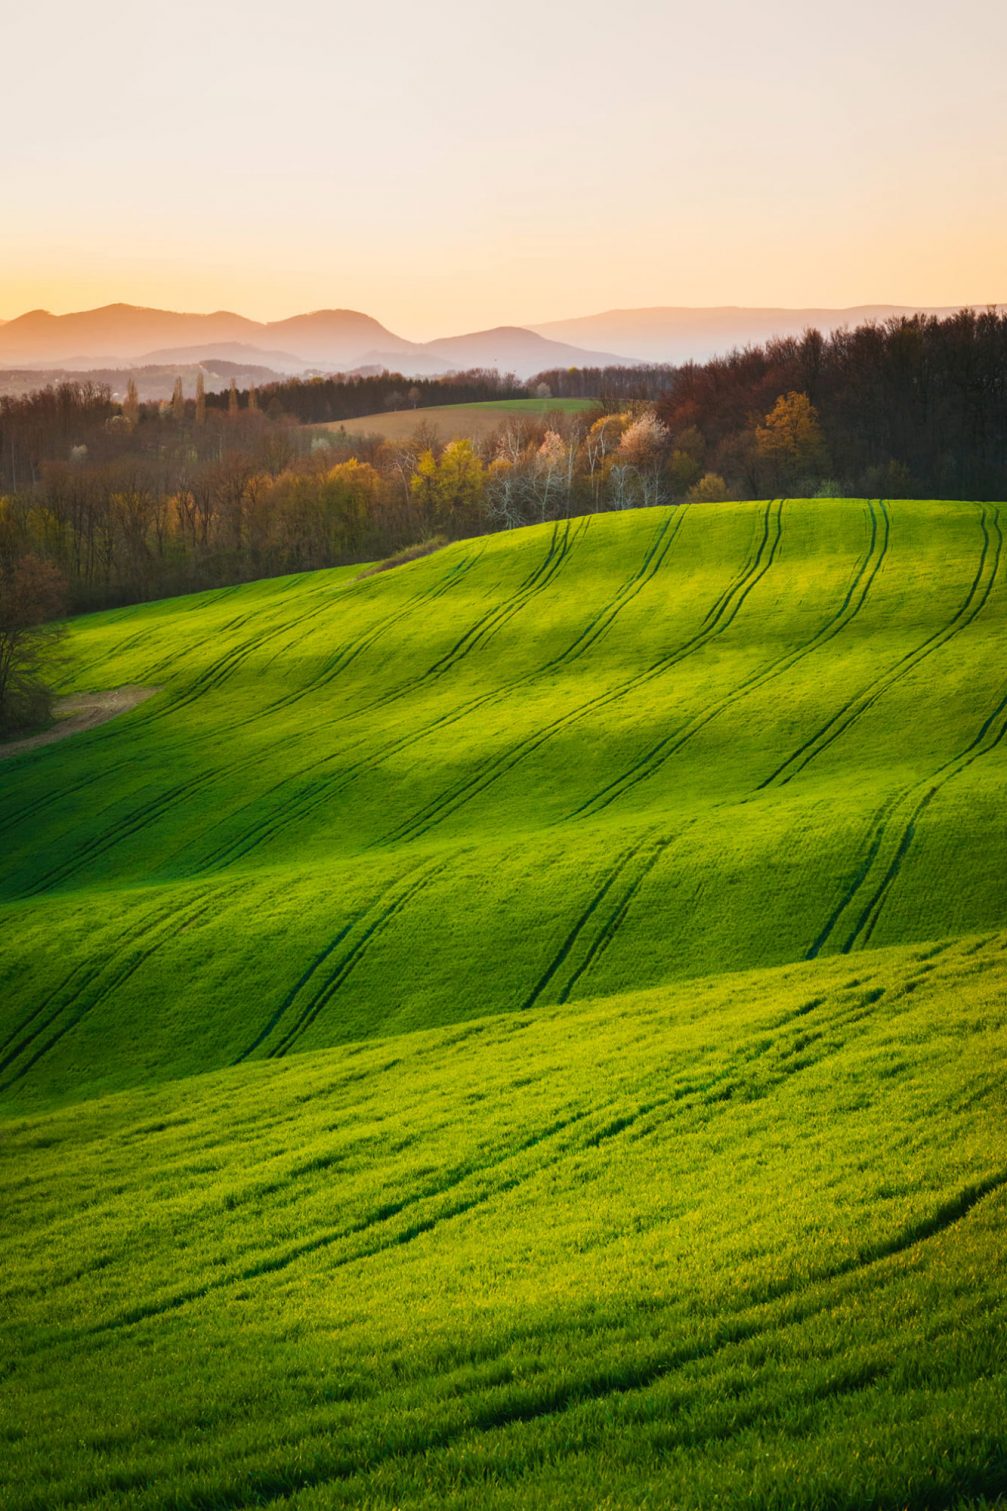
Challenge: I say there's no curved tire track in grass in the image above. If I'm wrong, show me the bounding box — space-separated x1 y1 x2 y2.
814 674 1007 957
570 499 889 820
16 772 215 898
75 1152 1005 1511
109 528 586 880
234 856 454 1063
0 886 228 1090
379 500 784 847
6 557 475 892
186 515 684 875
350 516 590 722
76 973 993 1362
131 572 372 735
255 546 485 725
556 832 679 1005
12 509 676 885
0 576 368 840
806 511 1005 957
517 829 670 1013
536 508 684 673
422 520 580 677
760 503 1000 791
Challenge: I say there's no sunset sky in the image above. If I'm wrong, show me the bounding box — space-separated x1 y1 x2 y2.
4 0 1005 338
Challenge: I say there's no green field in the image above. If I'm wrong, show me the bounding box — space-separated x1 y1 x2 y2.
313 396 597 442
450 397 599 412
2 498 1006 1506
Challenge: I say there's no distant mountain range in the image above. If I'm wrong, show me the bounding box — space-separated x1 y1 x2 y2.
1 301 1001 392
528 304 1004 364
0 358 293 405
0 305 631 381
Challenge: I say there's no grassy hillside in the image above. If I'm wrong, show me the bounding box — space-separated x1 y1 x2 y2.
2 497 1005 1506
1 498 1004 1112
312 396 597 443
3 935 1006 1508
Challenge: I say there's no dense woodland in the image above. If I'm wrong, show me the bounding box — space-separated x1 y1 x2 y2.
1 309 1005 647
231 369 526 425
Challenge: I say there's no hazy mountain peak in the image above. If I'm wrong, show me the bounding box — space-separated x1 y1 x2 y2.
0 301 638 377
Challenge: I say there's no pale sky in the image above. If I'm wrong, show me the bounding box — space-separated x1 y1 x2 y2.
3 0 1005 338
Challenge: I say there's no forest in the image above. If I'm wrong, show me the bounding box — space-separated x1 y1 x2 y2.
1 308 1005 625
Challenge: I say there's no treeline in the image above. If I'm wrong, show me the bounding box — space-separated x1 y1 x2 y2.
212 369 526 425
2 309 1006 625
530 365 678 402
0 383 116 491
0 393 686 612
653 309 1007 498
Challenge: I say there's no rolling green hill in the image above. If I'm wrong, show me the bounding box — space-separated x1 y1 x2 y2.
2 498 1006 1507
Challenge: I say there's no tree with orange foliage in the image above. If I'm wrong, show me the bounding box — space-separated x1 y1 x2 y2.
410 440 484 532
755 392 829 490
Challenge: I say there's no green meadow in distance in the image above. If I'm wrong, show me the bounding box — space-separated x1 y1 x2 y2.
1 497 1005 1507
313 395 599 443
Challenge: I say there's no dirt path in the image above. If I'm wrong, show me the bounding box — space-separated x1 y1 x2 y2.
0 686 159 761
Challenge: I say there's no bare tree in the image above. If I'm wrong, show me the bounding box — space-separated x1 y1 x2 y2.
530 430 568 523
617 410 671 507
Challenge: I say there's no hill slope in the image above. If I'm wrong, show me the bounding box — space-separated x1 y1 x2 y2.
1 498 1005 1113
2 497 1006 1507
3 933 1006 1508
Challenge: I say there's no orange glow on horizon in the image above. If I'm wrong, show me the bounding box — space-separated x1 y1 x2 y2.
3 0 1004 341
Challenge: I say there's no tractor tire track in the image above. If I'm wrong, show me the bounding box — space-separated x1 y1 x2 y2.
518 829 670 1014
5 560 460 868
17 769 217 897
8 554 444 887
188 760 348 876
0 538 553 848
185 515 684 874
133 574 367 730
699 502 771 627
557 832 678 1005
760 503 1001 790
78 980 922 1350
0 764 117 841
11 509 670 881
0 515 663 862
423 522 570 675
229 899 376 1064
348 517 589 722
0 886 227 1089
540 508 685 673
806 511 1006 957
0 583 357 840
377 500 784 847
240 856 453 1061
570 499 889 821
814 674 1007 958
256 547 485 724
90 547 478 754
